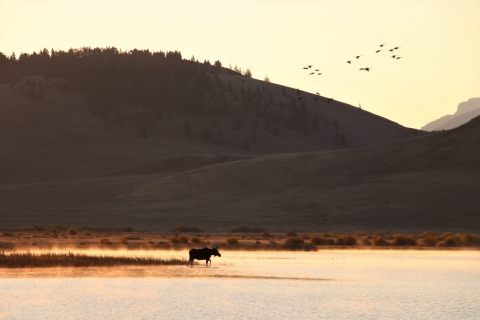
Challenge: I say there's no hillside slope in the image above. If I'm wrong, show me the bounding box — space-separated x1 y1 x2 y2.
0 72 419 184
1 116 478 233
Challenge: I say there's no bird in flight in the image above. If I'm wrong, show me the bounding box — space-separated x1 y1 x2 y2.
309 72 314 75
392 55 397 58
315 69 320 71
303 67 308 69
376 50 382 53
347 61 351 64
308 65 313 68
380 44 385 47
317 73 323 75
365 67 370 72
393 47 401 50
389 49 394 52
356 55 362 59
396 57 402 59
359 68 364 70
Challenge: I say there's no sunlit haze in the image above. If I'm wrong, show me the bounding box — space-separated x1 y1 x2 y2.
1 0 479 129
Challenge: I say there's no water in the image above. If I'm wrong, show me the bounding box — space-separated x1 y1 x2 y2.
0 250 479 319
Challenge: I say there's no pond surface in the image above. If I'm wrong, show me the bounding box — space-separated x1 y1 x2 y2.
1 250 479 319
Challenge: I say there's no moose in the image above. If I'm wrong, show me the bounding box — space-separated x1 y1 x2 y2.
187 247 221 267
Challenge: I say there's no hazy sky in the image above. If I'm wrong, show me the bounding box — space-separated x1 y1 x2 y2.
1 0 479 129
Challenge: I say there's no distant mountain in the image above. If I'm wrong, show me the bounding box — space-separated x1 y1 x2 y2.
422 97 480 131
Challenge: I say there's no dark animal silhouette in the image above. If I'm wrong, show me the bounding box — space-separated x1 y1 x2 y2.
380 44 385 47
376 50 381 53
303 67 308 69
315 69 320 71
308 65 313 68
392 55 397 58
394 46 401 50
396 57 402 59
187 247 221 267
317 73 322 75
347 61 351 64
359 68 364 70
309 72 314 75
365 67 370 72
355 55 362 59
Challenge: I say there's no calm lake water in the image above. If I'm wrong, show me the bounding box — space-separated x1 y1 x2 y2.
0 250 479 319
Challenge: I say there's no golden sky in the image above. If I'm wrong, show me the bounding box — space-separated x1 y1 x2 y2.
1 0 479 129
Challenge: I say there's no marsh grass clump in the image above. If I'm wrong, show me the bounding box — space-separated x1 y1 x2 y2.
336 235 357 246
99 238 113 246
275 234 284 240
0 252 187 268
83 230 91 236
66 228 77 236
119 238 129 245
285 236 304 245
230 225 265 233
173 225 204 233
268 240 277 245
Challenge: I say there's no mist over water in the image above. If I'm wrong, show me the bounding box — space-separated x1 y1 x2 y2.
1 250 479 319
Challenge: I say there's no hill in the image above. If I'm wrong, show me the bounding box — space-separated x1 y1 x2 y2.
1 113 478 232
422 97 480 131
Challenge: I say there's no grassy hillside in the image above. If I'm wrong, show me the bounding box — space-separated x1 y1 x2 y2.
1 113 478 233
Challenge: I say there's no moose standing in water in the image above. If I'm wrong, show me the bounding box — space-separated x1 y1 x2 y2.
187 247 221 267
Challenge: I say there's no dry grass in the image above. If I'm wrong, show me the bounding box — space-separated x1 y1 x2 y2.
230 225 266 233
225 236 239 245
0 252 186 268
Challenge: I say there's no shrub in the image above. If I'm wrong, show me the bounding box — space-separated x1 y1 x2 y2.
178 234 189 244
230 225 265 233
360 237 371 246
286 230 298 237
66 228 77 236
268 240 277 245
260 231 271 239
419 231 437 239
373 237 389 246
285 237 304 245
423 235 438 247
275 234 284 240
439 232 453 240
353 232 368 237
84 230 91 236
173 225 204 233
119 238 129 245
319 232 337 238
442 236 459 247
336 235 357 246
99 238 113 245
310 236 330 245
189 236 202 244
51 227 58 237
226 237 239 245
372 232 385 238
392 234 417 246
460 234 480 247
169 236 180 244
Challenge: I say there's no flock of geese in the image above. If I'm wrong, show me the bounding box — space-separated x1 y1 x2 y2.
302 44 403 74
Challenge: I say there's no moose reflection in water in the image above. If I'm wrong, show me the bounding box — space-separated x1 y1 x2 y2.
187 247 221 267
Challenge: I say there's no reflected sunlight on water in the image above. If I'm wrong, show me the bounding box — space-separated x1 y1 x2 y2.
0 250 479 319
